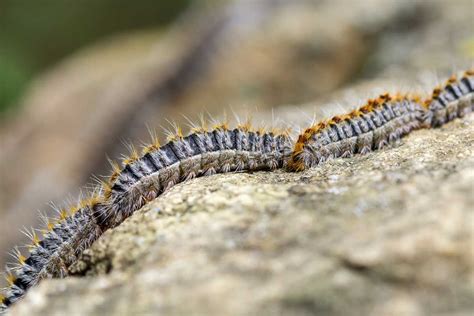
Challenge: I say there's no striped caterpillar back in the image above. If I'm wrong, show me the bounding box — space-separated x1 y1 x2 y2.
97 125 294 230
1 200 103 311
424 70 474 127
287 94 426 171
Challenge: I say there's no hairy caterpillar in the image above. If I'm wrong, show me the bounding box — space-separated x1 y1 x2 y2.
97 123 294 230
0 200 102 311
287 95 426 171
1 69 473 313
424 70 474 127
288 70 474 171
0 123 293 312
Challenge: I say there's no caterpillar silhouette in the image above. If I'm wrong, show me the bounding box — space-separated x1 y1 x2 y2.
1 69 473 313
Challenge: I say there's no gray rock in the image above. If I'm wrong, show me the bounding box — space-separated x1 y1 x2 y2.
11 115 474 316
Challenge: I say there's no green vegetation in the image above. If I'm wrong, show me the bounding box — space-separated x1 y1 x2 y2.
0 0 191 114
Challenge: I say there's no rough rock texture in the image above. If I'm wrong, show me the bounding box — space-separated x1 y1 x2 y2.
11 115 474 315
2 0 473 269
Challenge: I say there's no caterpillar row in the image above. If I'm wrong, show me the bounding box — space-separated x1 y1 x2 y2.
1 69 473 313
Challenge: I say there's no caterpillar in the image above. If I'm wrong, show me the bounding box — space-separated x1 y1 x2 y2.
0 198 102 311
1 69 473 313
424 70 474 127
0 122 294 313
96 122 294 230
287 94 427 171
288 69 474 171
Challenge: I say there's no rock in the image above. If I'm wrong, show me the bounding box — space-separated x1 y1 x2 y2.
10 115 474 315
2 0 472 269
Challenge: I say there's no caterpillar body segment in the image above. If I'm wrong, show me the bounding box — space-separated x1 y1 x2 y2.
1 203 103 312
97 127 294 230
424 70 474 127
287 95 427 171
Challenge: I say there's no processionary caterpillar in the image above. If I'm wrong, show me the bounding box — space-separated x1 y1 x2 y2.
0 123 294 312
287 94 426 171
288 70 474 171
1 69 473 313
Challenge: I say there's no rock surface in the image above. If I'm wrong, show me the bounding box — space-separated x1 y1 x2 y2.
2 0 473 270
10 115 474 315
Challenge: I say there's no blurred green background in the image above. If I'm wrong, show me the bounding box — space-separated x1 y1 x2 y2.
0 0 191 115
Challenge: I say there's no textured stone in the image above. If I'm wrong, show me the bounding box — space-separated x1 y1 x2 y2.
2 0 472 270
11 115 474 316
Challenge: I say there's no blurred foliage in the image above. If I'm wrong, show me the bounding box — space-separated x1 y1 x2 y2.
0 0 191 114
